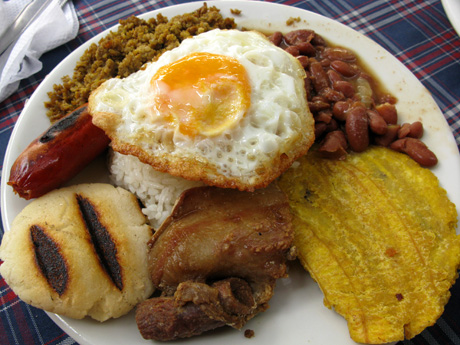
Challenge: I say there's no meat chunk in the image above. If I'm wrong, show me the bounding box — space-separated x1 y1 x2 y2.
136 278 258 341
148 184 293 295
136 184 294 340
136 283 225 341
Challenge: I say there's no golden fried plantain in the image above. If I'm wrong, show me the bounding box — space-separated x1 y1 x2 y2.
278 146 460 344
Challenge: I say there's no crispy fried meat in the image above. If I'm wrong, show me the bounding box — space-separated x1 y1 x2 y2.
136 184 294 340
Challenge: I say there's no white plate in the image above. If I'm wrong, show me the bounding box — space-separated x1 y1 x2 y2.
2 1 460 345
442 0 460 36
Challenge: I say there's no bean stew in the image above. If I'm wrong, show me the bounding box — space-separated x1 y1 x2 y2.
269 29 437 167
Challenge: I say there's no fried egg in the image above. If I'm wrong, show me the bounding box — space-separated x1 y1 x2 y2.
89 29 314 191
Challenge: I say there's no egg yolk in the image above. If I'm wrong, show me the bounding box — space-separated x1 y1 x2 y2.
151 52 251 137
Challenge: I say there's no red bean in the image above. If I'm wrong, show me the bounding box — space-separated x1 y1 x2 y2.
314 110 332 124
309 60 329 92
398 123 410 139
315 122 328 138
326 118 339 132
285 46 300 56
376 103 398 125
304 75 312 99
327 70 342 85
333 80 355 98
322 47 357 62
332 100 351 121
409 121 424 138
346 105 369 152
321 87 345 102
398 121 424 139
330 60 359 78
320 58 331 68
374 125 400 147
308 100 331 112
284 29 315 45
318 130 348 160
367 110 388 135
379 93 398 105
296 42 316 56
390 138 437 167
311 33 326 46
269 31 283 46
406 140 436 166
297 56 310 68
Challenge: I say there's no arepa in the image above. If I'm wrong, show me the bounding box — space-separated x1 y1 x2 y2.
0 183 154 322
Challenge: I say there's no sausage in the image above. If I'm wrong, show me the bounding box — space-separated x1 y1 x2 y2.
8 104 110 200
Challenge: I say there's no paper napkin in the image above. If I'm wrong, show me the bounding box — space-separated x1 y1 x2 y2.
0 0 79 103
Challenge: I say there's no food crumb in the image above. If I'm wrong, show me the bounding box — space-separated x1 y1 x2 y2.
231 8 242 15
385 247 397 257
286 16 301 25
244 329 255 338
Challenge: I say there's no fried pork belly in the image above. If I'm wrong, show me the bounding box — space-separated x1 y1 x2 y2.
135 184 294 340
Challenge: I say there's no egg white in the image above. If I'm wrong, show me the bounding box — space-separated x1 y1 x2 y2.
90 29 313 188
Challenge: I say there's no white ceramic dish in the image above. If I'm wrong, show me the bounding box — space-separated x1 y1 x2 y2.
442 0 460 36
2 1 459 345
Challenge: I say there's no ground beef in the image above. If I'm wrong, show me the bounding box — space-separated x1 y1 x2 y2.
45 3 236 122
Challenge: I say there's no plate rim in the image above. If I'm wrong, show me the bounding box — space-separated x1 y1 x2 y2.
1 1 459 345
441 0 460 36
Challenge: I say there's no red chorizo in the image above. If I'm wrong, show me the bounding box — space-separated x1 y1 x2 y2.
8 104 110 199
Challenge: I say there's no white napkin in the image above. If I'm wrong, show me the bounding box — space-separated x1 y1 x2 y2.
0 0 79 103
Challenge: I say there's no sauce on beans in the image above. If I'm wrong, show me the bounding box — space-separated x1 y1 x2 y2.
269 29 437 167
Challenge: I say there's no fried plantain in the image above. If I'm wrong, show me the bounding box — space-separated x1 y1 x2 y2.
278 146 460 344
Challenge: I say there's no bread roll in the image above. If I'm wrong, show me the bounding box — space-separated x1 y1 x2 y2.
0 183 154 321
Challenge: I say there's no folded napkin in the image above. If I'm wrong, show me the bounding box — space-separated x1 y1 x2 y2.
0 0 79 103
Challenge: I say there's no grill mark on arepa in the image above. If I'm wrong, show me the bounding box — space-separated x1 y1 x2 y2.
30 225 68 296
76 194 123 291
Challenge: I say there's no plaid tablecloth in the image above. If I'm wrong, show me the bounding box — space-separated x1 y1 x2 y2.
1 0 459 344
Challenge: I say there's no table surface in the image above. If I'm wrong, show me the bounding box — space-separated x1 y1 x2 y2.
0 0 459 344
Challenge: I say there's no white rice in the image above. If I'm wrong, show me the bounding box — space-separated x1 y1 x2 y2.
109 150 204 229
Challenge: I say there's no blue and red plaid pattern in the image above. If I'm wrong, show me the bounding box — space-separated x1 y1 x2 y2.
1 0 459 344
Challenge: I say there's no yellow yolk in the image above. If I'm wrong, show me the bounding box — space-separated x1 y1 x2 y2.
151 52 251 137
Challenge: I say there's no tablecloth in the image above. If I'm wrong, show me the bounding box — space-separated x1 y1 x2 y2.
0 0 459 344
